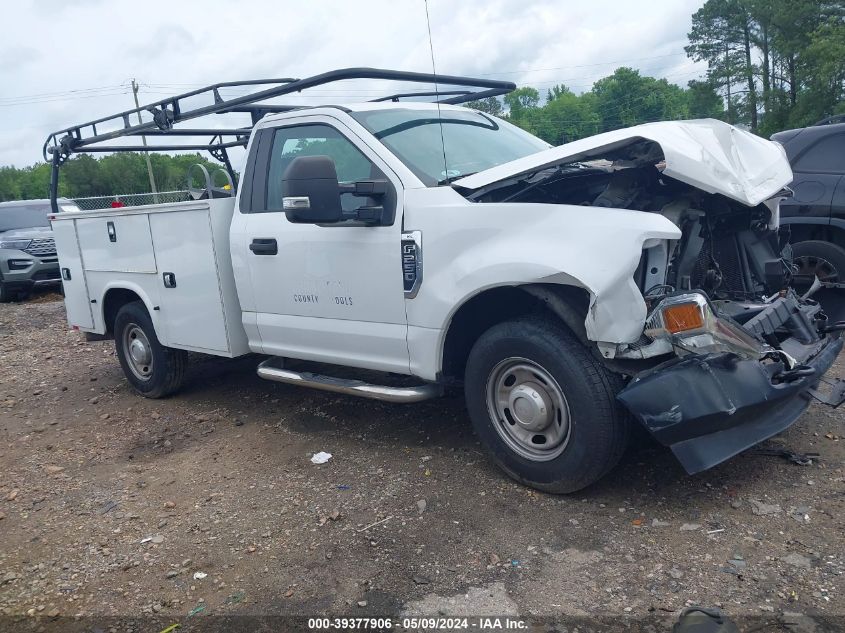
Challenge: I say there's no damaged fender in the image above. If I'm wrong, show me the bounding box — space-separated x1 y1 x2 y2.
402 187 681 379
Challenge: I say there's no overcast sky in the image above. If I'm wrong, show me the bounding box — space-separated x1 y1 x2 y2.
0 0 707 169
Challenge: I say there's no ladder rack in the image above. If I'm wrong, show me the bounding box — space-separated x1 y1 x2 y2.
44 67 515 213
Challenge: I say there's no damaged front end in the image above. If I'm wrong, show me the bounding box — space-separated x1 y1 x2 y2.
455 119 844 474
618 290 844 473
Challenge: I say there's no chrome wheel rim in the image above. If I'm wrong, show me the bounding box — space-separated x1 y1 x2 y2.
123 323 153 381
793 255 838 287
485 357 572 462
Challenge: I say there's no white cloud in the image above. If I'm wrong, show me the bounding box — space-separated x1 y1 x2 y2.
0 0 706 168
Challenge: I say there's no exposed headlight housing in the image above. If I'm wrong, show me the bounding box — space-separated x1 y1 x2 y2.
0 239 32 250
645 293 766 360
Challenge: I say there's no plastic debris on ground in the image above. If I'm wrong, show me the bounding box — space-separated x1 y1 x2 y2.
225 591 246 604
310 451 332 464
192 571 207 580
751 448 820 466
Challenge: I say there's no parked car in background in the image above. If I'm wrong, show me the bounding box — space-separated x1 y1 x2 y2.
772 119 845 314
0 198 79 302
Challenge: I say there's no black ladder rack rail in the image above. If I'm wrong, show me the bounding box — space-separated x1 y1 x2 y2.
44 67 515 213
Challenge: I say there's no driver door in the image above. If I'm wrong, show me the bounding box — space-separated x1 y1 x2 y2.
233 116 410 374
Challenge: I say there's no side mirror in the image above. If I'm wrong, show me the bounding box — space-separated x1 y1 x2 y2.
282 155 344 223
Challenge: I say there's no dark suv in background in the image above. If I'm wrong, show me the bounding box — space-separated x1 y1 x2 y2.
772 118 845 318
0 198 78 302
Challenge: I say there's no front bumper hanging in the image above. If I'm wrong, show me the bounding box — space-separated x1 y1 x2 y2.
618 336 843 474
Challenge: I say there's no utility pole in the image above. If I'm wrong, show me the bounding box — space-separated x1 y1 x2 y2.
131 79 159 203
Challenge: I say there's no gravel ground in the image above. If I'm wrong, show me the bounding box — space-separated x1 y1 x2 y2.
0 291 843 631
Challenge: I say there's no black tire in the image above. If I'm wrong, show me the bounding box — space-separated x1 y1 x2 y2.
792 240 845 288
114 301 187 398
0 282 32 303
0 282 13 303
464 316 629 493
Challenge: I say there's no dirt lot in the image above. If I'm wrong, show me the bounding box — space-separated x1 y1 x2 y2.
1 292 843 631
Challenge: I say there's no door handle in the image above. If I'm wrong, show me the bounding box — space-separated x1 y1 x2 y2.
249 238 278 255
162 272 177 288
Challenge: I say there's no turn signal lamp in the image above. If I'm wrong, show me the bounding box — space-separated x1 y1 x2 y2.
662 303 705 334
644 292 766 360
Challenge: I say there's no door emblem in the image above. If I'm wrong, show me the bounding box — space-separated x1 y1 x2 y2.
401 231 423 299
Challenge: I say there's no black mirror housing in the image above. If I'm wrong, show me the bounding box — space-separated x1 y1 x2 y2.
282 155 344 223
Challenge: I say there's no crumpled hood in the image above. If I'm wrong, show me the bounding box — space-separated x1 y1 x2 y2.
0 226 53 239
454 119 793 207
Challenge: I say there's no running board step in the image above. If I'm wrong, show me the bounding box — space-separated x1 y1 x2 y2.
256 359 442 403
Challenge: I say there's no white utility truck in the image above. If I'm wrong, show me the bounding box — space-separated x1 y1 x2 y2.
46 68 844 493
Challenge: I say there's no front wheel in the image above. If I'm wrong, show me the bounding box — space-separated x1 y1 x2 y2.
464 316 629 493
114 301 187 398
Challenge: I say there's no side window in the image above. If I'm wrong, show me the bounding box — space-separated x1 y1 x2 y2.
266 123 381 212
793 134 845 174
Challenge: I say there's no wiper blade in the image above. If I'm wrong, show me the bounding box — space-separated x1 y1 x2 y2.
438 172 476 186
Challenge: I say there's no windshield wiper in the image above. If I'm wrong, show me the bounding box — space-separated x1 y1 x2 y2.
437 172 477 186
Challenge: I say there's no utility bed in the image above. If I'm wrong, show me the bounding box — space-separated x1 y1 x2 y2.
51 198 249 357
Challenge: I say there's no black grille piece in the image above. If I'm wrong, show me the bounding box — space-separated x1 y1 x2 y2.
691 234 746 295
712 236 745 293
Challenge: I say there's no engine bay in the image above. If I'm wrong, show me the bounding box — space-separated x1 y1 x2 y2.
467 145 793 304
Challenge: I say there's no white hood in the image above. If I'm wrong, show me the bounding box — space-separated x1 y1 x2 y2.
454 119 793 207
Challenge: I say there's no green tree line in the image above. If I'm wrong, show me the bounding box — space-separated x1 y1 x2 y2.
466 68 725 145
0 152 224 202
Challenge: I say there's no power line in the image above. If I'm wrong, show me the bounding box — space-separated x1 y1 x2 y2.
0 54 703 108
0 90 132 108
0 84 128 102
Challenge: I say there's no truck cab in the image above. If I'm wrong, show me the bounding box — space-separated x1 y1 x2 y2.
46 68 845 493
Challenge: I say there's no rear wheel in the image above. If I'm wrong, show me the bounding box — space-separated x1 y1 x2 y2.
464 316 629 493
114 301 187 398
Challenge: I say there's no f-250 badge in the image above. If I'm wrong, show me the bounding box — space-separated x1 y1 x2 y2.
401 231 423 298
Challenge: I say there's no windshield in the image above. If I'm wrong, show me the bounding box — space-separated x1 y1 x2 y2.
0 202 53 232
351 108 550 186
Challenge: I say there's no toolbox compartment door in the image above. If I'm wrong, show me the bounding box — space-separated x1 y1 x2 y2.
149 208 230 353
76 214 157 273
51 219 94 329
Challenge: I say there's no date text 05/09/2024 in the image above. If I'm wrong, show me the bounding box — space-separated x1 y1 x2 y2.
307 617 527 630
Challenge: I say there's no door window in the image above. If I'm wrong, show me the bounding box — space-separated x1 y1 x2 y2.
793 134 845 174
266 124 381 212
